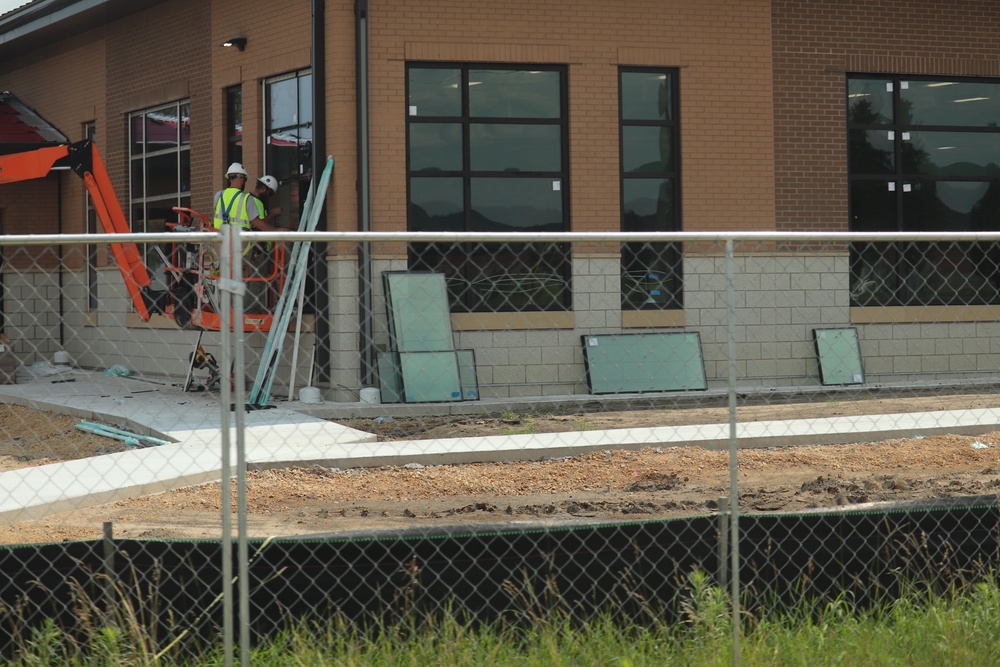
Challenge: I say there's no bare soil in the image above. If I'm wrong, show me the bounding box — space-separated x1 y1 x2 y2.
2 394 1000 545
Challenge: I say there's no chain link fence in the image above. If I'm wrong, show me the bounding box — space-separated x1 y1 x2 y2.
1 229 999 663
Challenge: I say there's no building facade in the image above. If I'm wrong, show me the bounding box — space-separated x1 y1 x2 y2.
2 0 1000 399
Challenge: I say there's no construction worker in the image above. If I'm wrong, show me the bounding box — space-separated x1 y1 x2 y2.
213 163 282 233
213 163 281 313
249 174 282 228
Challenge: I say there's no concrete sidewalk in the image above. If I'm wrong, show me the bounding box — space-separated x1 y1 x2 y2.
2 367 1000 523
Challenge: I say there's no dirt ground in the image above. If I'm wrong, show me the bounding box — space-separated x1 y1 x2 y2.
2 393 1000 545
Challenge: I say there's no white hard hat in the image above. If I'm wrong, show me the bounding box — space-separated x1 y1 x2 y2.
226 162 248 178
257 175 278 194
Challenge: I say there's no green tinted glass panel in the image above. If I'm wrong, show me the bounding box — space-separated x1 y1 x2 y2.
383 272 454 351
398 351 462 402
814 328 864 385
469 69 560 118
409 123 463 172
622 126 673 173
848 78 893 124
621 71 672 121
848 129 895 174
582 332 707 394
902 180 993 231
622 178 675 232
456 349 480 400
409 177 464 232
470 178 563 231
849 180 897 232
470 123 561 171
901 80 1000 126
409 68 461 117
376 351 403 404
902 131 1000 176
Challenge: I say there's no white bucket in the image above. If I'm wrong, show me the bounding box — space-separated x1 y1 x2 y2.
359 387 381 404
53 351 71 367
299 386 322 404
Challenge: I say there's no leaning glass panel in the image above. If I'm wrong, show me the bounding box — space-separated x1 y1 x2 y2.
902 131 1000 176
469 177 563 232
847 78 893 124
901 80 1000 127
621 71 672 121
469 123 561 172
469 69 561 118
622 126 673 173
408 68 461 117
409 123 463 172
408 177 464 232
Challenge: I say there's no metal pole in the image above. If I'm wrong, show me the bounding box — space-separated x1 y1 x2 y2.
101 520 115 620
717 497 729 589
725 240 741 666
219 229 234 667
231 226 251 667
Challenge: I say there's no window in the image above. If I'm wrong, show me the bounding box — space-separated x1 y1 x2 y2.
619 68 682 310
84 121 97 311
406 64 570 312
848 75 1000 307
129 101 190 292
264 70 311 226
226 85 242 167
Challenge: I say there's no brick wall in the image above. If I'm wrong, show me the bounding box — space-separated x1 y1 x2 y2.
772 0 1000 231
369 0 776 233
105 0 212 212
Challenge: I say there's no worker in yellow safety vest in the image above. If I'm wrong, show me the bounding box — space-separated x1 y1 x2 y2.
213 163 283 233
212 163 282 312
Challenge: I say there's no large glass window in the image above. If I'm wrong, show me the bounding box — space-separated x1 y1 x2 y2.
619 68 682 310
848 75 1000 307
406 64 570 312
264 70 311 227
129 100 190 292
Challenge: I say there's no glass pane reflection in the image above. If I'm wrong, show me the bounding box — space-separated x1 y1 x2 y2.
408 68 461 117
470 178 562 232
622 126 672 173
409 177 464 232
470 124 561 172
409 123 462 172
622 178 675 232
848 79 893 125
469 70 560 118
621 71 671 121
901 80 1000 127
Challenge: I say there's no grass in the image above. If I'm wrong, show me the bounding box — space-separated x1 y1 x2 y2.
6 572 1000 666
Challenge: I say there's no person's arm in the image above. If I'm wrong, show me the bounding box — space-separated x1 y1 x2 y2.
247 196 283 232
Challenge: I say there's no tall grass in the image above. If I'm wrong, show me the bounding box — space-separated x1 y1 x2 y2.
6 572 1000 666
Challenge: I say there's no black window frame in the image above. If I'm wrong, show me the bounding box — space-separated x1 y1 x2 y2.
619 66 682 311
848 73 1000 308
128 100 191 291
405 62 572 313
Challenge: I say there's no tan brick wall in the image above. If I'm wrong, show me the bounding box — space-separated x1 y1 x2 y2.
105 0 213 212
772 0 1000 231
369 0 776 233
